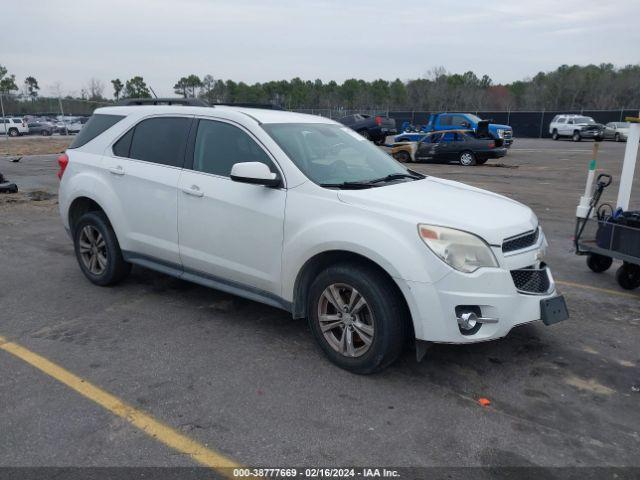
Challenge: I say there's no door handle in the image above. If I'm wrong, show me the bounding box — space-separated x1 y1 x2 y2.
182 185 204 197
109 165 125 175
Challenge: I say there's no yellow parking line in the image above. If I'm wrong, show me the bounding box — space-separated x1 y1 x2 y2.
556 280 640 300
0 335 240 476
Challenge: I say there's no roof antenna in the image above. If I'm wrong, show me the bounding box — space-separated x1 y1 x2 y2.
149 86 158 99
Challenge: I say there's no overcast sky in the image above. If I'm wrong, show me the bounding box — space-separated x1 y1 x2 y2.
2 0 639 97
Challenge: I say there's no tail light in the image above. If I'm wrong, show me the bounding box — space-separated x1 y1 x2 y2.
488 142 495 148
375 116 382 126
57 153 69 180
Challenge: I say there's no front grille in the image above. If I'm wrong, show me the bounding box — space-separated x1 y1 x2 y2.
502 228 539 253
503 130 512 139
511 267 550 294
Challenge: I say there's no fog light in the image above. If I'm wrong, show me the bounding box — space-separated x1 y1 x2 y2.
458 311 478 330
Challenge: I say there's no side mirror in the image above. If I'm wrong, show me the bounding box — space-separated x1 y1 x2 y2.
230 162 281 187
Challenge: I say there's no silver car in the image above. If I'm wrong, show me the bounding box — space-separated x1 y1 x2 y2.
603 122 629 142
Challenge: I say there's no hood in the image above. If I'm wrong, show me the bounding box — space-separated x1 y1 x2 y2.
489 123 512 130
578 123 603 129
337 177 537 245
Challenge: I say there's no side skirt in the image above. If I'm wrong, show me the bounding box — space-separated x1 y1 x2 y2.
122 251 293 313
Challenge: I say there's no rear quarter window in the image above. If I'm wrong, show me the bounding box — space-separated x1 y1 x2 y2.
68 114 125 149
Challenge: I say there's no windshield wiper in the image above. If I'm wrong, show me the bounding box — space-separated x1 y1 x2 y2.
320 172 424 189
319 181 376 189
367 172 424 184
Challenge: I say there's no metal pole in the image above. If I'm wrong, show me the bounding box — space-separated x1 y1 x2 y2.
0 93 9 148
616 116 640 211
539 109 545 138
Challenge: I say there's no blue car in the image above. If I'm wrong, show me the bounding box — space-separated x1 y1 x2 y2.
395 113 513 147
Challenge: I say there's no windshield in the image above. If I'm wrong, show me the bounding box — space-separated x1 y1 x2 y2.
263 123 413 186
467 114 482 123
575 117 595 124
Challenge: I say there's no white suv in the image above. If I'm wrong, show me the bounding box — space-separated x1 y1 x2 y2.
549 114 604 141
58 103 568 373
1 117 29 136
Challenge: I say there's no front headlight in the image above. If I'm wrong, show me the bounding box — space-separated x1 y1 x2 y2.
497 129 505 138
418 224 499 273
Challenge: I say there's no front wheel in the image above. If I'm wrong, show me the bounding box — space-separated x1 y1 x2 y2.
307 263 408 374
8 128 19 137
552 130 559 140
73 211 131 286
459 150 476 166
615 133 621 142
572 131 581 142
587 253 612 273
616 263 640 290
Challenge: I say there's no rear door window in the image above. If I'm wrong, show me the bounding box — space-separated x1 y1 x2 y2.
128 117 192 167
68 114 125 149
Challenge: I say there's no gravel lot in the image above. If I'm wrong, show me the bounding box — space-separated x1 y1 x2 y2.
0 138 639 472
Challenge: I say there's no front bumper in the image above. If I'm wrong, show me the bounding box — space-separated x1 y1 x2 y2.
580 129 603 139
399 234 564 343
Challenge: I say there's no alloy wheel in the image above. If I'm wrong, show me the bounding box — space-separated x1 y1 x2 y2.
317 283 374 358
460 152 474 166
78 225 108 275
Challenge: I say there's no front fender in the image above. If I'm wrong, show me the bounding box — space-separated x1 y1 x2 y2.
281 212 449 303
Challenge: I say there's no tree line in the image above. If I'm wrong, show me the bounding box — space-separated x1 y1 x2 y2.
1 63 639 114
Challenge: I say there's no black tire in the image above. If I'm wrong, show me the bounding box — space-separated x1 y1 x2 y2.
459 150 476 166
8 128 19 137
373 137 387 146
358 130 371 141
476 158 488 165
394 150 412 163
307 263 409 374
615 263 640 290
572 131 581 142
615 133 620 142
73 211 131 286
552 129 559 140
587 253 612 273
40 130 48 136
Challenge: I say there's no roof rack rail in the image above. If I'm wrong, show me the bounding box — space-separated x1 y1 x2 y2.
117 98 209 106
213 102 283 110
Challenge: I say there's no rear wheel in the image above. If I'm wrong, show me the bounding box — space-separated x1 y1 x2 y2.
587 253 613 273
459 150 476 166
572 131 581 142
307 263 408 374
393 150 412 163
73 211 131 286
40 130 48 136
552 129 559 140
616 263 640 290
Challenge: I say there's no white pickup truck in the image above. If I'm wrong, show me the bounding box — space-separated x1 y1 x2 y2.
1 117 29 136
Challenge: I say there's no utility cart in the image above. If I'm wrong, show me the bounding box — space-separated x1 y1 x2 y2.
574 116 640 290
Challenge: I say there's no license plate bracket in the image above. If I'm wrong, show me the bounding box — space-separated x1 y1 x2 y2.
541 295 569 326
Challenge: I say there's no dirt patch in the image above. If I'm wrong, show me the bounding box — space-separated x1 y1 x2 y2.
0 190 58 210
0 137 72 156
565 375 615 396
